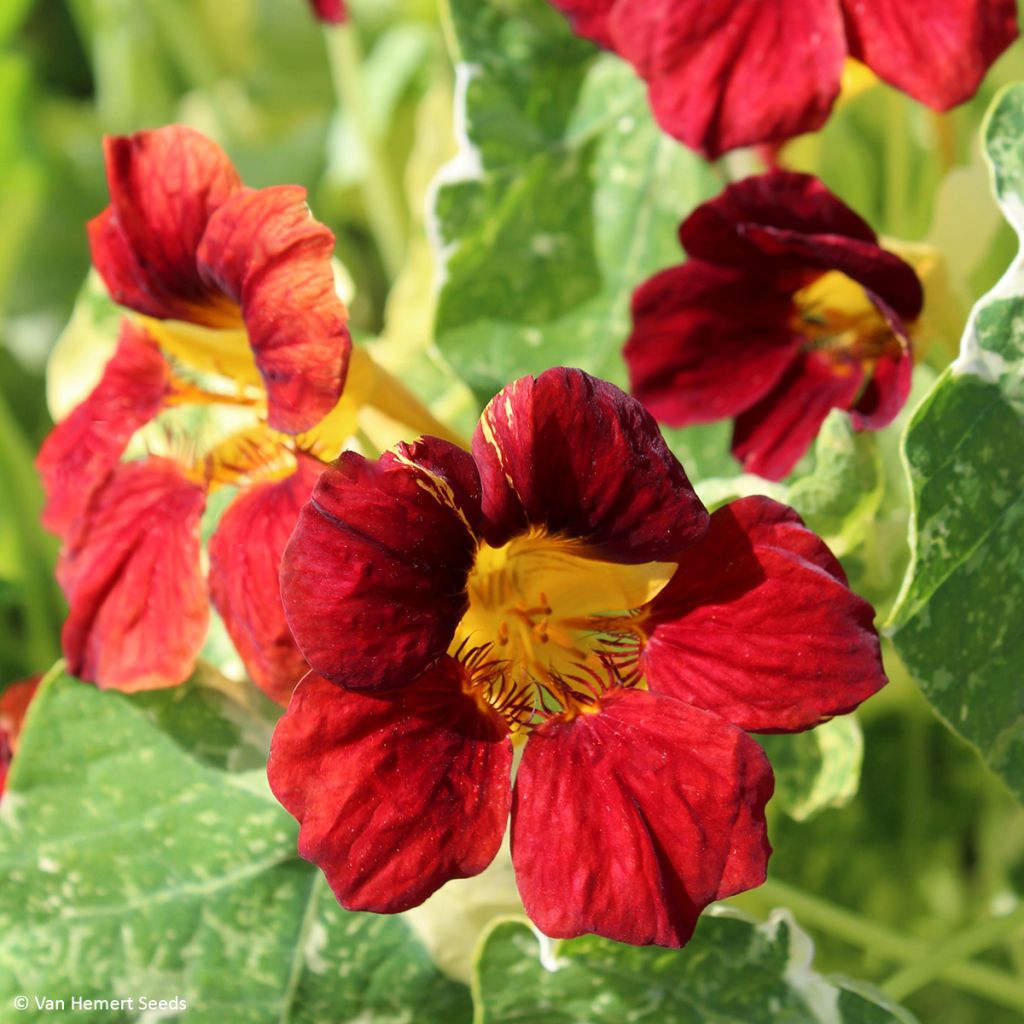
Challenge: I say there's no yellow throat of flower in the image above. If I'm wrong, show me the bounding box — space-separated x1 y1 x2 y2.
452 532 676 731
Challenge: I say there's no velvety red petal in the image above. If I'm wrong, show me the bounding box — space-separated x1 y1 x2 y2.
625 261 800 428
602 1 846 157
851 344 913 431
88 126 243 324
842 0 1017 111
642 497 885 733
58 459 208 692
0 676 42 750
679 171 879 276
36 321 170 538
197 185 351 434
512 687 772 947
548 0 616 47
309 0 347 23
281 443 481 691
268 663 512 913
731 351 865 480
208 457 323 706
473 368 708 561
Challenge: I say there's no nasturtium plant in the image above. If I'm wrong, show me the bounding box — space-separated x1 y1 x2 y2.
2 1 1024 1022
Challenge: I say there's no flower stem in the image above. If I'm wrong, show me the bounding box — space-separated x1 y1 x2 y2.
881 903 1024 1002
884 90 912 237
748 879 1024 1012
323 24 408 281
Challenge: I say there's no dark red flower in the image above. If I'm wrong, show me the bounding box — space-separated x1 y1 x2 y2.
625 171 924 480
88 125 351 434
548 0 1018 157
308 0 346 24
0 675 41 797
269 368 885 947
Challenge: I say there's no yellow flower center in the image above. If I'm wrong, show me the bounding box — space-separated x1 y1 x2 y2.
794 270 902 364
451 532 675 730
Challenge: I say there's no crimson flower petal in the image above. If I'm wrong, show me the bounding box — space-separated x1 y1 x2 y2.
679 171 878 276
281 442 481 691
548 0 616 47
625 261 799 429
197 185 351 434
604 1 847 158
850 345 913 431
0 675 41 798
58 459 208 692
308 0 347 23
473 368 708 561
268 664 512 913
209 457 323 706
842 0 1017 111
88 126 242 325
731 351 866 481
512 687 772 947
642 497 885 733
36 321 170 538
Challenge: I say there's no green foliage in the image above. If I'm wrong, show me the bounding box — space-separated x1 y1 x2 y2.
889 84 1024 803
473 915 917 1024
0 669 471 1023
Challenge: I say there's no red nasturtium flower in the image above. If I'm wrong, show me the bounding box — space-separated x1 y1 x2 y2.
308 0 346 24
268 368 886 947
548 0 1018 157
625 171 924 481
0 676 41 798
36 125 353 702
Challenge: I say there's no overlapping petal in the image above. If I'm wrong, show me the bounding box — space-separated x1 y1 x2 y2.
58 459 208 692
625 262 798 428
268 665 512 913
197 185 351 433
642 497 885 733
281 440 481 691
842 0 1017 111
549 1 1016 154
36 320 170 537
473 367 708 561
88 126 243 325
512 687 773 947
208 457 324 706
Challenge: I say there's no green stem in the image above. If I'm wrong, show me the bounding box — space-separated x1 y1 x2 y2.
883 90 912 237
901 706 928 883
882 903 1024 1002
749 879 1024 1013
323 24 407 280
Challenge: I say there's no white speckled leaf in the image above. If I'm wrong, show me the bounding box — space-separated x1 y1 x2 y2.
474 912 917 1024
760 716 865 823
888 85 1024 803
431 0 734 479
0 670 471 1023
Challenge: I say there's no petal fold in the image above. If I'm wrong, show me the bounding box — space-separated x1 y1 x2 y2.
281 444 481 691
268 663 512 913
473 368 708 561
642 496 885 733
88 126 242 324
58 459 208 692
209 457 323 706
197 185 351 434
512 687 772 947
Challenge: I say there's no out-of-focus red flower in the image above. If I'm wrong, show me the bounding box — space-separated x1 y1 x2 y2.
548 0 1018 157
269 368 886 947
308 0 347 25
37 125 357 702
625 171 924 480
0 676 41 797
